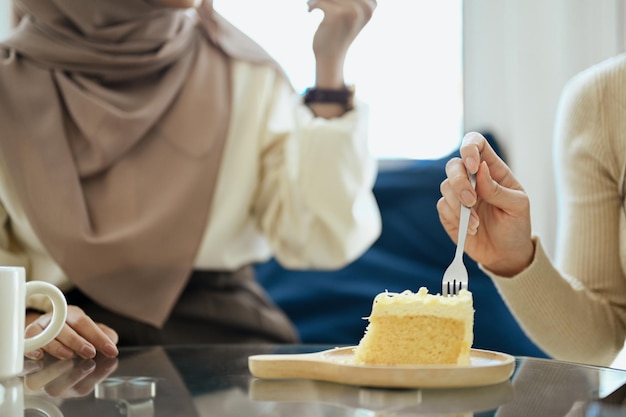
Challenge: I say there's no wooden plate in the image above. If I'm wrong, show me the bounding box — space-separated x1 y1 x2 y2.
248 346 515 389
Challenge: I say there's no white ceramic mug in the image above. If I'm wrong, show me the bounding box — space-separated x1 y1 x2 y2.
0 377 63 417
0 266 67 379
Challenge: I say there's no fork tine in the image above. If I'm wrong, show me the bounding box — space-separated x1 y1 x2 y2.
440 169 475 297
442 279 460 297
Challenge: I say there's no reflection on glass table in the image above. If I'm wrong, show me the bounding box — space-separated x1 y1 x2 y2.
249 378 513 415
95 376 158 417
1 344 625 417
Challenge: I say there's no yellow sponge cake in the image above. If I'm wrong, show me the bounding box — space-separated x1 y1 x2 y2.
353 287 474 365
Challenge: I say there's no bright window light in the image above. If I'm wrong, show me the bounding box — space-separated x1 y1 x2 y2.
0 0 10 39
214 0 463 160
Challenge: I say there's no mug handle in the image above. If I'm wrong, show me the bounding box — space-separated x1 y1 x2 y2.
24 282 68 353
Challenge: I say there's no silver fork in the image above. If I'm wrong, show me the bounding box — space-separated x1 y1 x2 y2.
442 170 477 296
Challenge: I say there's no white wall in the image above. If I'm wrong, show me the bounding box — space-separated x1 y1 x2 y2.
463 0 625 257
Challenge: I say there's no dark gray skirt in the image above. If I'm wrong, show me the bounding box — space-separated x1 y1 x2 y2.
65 266 299 345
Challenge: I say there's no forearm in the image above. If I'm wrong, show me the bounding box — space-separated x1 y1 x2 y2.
306 58 349 119
306 0 375 118
485 238 625 366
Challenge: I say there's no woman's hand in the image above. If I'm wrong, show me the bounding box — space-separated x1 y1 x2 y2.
308 0 376 88
24 306 119 360
437 131 535 277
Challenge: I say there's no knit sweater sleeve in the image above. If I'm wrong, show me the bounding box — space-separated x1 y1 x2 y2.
486 55 626 366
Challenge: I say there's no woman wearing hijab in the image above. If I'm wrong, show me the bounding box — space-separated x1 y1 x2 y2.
2 0 381 360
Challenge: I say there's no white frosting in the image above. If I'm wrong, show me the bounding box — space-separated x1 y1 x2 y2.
368 287 473 320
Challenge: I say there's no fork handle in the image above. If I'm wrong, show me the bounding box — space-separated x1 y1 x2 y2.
454 171 477 260
454 204 472 260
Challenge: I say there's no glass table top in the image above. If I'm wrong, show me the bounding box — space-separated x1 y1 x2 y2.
2 344 626 417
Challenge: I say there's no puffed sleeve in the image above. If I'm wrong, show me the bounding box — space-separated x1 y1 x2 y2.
252 75 382 269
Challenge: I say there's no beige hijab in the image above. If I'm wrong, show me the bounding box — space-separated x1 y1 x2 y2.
0 0 281 327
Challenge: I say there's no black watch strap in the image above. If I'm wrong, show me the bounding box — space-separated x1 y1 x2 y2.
303 86 354 110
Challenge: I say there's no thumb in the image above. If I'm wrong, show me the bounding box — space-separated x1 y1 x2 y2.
477 161 528 215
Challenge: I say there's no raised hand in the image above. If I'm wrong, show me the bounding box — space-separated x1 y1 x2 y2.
309 0 376 62
437 132 535 277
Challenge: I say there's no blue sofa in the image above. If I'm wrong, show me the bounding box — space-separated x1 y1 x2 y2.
255 134 547 358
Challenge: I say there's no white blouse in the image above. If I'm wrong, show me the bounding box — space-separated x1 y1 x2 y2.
0 58 382 309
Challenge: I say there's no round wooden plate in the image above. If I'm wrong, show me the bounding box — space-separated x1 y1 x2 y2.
248 346 515 389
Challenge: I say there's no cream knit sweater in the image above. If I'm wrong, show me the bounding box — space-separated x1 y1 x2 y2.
485 53 626 367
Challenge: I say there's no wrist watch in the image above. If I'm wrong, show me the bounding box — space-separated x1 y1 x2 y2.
303 85 355 111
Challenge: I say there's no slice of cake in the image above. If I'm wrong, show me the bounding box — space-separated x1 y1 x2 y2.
352 287 474 366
